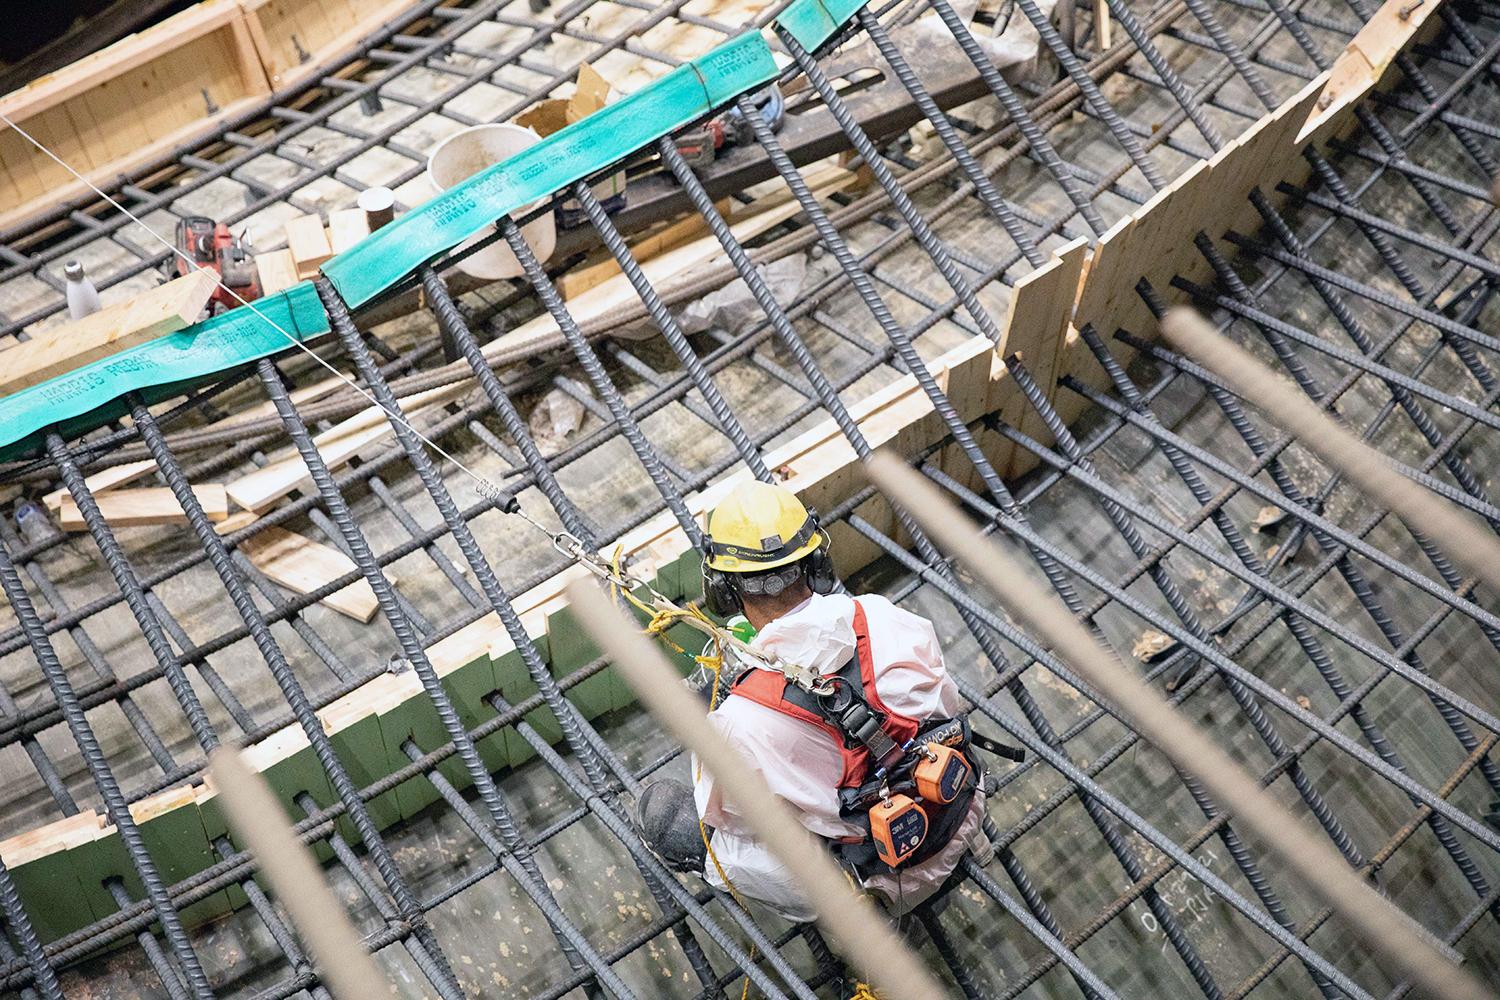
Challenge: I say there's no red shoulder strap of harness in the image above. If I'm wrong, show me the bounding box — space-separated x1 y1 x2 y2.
729 600 919 787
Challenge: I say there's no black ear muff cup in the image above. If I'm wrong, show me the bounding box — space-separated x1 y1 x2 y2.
806 544 836 595
702 565 742 617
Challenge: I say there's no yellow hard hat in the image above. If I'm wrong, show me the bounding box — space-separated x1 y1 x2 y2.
705 481 825 573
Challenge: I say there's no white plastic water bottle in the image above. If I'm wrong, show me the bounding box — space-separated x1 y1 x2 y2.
64 260 102 320
15 501 60 548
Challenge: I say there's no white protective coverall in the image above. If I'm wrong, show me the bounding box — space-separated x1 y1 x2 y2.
692 591 987 921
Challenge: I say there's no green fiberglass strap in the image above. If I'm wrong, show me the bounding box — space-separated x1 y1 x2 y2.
324 31 780 308
0 283 328 460
775 0 870 50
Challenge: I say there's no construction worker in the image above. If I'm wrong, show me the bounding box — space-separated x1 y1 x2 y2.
637 481 993 921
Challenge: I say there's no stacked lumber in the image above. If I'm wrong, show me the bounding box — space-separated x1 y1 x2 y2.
256 209 371 293
0 271 217 397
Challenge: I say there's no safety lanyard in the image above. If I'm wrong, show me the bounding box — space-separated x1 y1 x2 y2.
509 508 831 694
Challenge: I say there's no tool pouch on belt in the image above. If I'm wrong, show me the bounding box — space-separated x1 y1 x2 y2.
832 715 979 876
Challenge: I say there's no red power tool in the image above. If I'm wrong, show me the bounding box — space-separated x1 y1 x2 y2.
174 216 262 313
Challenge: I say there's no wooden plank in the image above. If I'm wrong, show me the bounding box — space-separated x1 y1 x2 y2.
228 9 273 96
57 485 228 530
254 248 300 295
285 214 334 279
0 270 217 397
0 94 265 233
997 238 1089 477
235 370 351 421
1070 76 1325 354
0 0 410 230
0 0 244 122
215 509 260 535
42 458 156 510
240 0 414 88
1299 0 1447 144
228 723 338 865
225 381 469 513
326 209 370 254
555 203 724 300
239 525 389 622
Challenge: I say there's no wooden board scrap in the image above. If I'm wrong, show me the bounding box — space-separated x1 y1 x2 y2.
225 381 469 513
42 458 156 510
285 214 333 279
326 209 370 254
57 485 228 530
239 525 390 622
0 270 217 397
254 248 300 295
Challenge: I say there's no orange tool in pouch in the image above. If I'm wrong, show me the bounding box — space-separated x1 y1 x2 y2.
914 742 972 804
869 794 928 867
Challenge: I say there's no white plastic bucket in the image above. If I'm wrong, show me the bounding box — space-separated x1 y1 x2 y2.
427 123 556 280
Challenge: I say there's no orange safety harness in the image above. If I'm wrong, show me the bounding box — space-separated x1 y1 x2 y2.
729 601 1018 872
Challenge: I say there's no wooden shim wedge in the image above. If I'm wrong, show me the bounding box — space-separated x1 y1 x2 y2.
239 525 389 622
0 270 217 397
57 485 228 530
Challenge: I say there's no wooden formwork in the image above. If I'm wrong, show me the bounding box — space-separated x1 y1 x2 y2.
0 0 429 233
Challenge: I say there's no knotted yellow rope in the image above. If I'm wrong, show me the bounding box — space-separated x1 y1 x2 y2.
608 549 756 996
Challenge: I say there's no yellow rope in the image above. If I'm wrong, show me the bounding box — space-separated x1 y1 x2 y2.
609 549 755 994
598 547 890 998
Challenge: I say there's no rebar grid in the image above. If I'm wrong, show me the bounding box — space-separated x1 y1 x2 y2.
0 0 1496 996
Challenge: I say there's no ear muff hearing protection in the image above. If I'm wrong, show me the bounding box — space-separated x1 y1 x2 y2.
702 561 742 618
700 480 837 617
700 533 835 617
